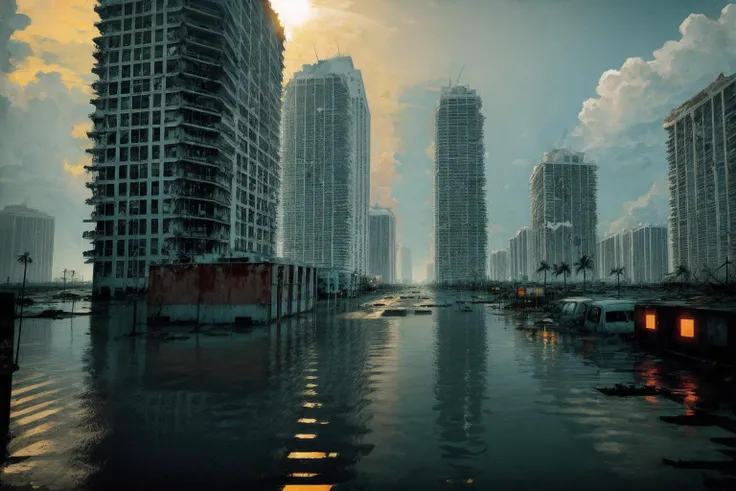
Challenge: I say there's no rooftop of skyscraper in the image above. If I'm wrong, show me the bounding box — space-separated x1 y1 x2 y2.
0 204 53 219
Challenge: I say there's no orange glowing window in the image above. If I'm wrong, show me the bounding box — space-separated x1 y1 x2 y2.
517 288 526 296
680 318 695 338
645 314 656 330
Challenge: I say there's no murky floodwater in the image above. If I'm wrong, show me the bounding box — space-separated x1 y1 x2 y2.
3 290 735 490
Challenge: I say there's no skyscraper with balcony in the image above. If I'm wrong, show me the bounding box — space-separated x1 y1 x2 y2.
281 56 370 282
368 206 396 284
434 85 487 284
85 0 285 298
0 205 55 284
530 149 598 279
664 73 736 279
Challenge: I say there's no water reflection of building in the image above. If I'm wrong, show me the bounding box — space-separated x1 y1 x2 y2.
433 307 488 481
78 303 386 489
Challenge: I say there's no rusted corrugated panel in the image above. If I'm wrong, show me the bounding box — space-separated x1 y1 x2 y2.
196 263 273 306
148 264 201 306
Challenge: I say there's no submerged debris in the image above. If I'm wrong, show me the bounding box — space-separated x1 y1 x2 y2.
414 309 432 315
373 303 386 307
382 309 408 317
596 384 671 397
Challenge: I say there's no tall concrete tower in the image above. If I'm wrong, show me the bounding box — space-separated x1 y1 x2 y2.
281 56 371 280
529 149 598 278
664 73 736 279
369 206 396 284
434 85 487 284
85 0 285 298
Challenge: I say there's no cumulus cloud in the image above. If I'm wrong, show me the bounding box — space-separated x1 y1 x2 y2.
575 5 736 149
574 4 736 235
606 176 669 235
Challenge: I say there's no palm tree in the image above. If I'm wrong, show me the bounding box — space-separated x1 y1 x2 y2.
15 252 32 367
575 254 594 292
610 267 625 298
536 260 551 289
555 262 571 288
674 264 690 291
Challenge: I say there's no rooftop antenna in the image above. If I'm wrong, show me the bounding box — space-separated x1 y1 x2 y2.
313 45 320 62
335 40 341 56
557 128 568 149
453 65 465 87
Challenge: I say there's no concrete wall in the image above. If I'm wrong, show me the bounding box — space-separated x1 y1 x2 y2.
148 262 315 325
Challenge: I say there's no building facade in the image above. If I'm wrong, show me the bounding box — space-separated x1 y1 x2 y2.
0 205 55 284
664 73 736 279
425 262 435 283
368 206 396 284
530 149 598 280
489 249 508 282
597 225 668 284
281 56 370 279
508 227 533 281
434 85 487 284
85 0 285 297
399 245 413 284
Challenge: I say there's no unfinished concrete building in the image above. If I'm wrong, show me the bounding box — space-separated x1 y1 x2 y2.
434 85 487 284
664 73 736 280
281 56 370 284
369 206 396 284
530 149 598 279
85 0 285 298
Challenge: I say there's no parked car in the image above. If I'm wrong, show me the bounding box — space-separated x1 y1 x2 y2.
550 297 594 328
583 300 636 334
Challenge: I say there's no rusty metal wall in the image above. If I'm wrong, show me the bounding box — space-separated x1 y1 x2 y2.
148 263 274 307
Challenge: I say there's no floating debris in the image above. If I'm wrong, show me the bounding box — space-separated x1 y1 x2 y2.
414 309 432 315
373 303 386 307
596 384 671 397
382 309 408 317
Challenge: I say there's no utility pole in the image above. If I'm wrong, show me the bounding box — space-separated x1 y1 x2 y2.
62 269 68 290
69 270 76 287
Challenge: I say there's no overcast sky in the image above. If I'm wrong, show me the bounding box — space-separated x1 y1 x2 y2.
1 0 734 281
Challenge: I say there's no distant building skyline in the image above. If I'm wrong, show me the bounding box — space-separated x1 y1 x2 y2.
399 245 413 284
664 72 735 280
434 85 487 284
369 206 396 284
0 204 55 283
598 224 668 284
508 227 533 281
530 148 598 279
281 56 370 278
489 249 509 282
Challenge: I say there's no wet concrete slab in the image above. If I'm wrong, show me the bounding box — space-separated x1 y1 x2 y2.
1 289 734 490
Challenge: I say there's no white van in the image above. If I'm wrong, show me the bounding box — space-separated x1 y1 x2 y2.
583 300 636 334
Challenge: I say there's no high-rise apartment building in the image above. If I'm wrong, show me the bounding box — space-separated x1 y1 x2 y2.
530 149 598 279
664 73 736 279
508 227 533 281
0 205 55 283
631 225 669 284
368 206 396 284
85 0 285 297
489 249 508 282
399 245 413 284
597 225 668 284
281 56 370 280
434 85 487 284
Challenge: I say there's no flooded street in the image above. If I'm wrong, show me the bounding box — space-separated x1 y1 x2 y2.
3 290 735 490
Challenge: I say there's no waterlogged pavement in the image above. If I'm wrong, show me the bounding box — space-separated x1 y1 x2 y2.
2 290 735 490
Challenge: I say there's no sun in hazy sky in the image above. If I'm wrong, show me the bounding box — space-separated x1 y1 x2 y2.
270 0 315 40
